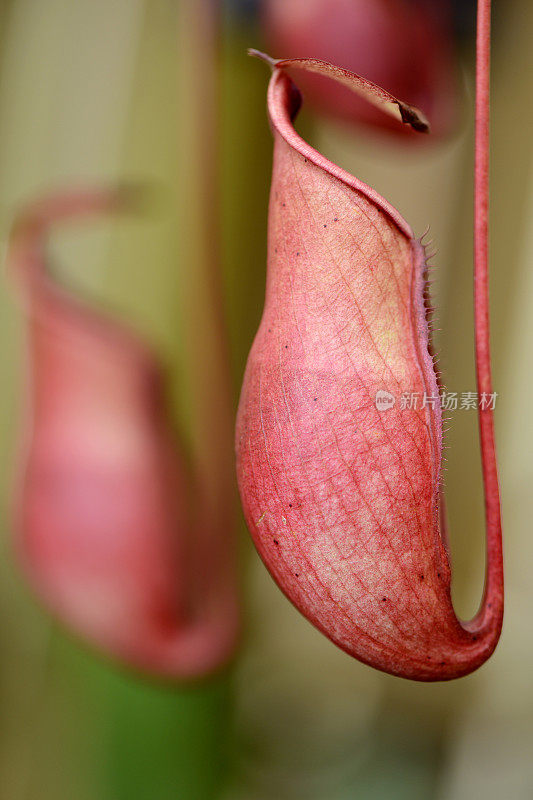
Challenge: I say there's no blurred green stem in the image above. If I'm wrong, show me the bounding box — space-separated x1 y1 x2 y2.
101 0 238 797
176 0 237 621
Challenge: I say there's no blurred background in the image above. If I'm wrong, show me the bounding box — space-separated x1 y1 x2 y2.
0 0 532 798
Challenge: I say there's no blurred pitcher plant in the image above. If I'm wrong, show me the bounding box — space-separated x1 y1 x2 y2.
236 0 503 680
8 189 239 680
7 0 240 680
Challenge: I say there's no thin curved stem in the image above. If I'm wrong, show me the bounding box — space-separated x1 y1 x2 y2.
473 0 504 637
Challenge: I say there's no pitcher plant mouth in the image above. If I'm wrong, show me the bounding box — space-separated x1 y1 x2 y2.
236 0 502 681
9 187 239 680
